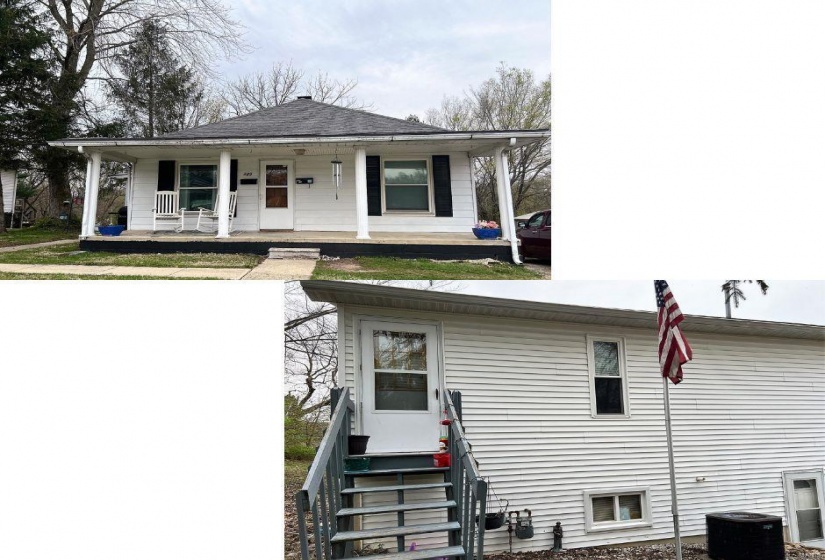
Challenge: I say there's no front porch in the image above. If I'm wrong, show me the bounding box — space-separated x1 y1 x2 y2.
80 230 512 260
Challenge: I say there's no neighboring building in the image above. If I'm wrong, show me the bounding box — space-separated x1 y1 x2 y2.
297 281 825 558
49 98 549 261
1 169 17 220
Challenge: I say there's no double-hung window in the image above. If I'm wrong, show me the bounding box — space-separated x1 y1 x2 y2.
587 336 629 416
584 489 651 531
383 160 431 212
179 164 218 211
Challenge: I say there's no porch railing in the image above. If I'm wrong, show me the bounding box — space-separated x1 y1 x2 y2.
446 390 487 560
295 387 354 560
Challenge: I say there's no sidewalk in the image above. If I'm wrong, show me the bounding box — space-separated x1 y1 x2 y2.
0 258 317 280
0 239 78 253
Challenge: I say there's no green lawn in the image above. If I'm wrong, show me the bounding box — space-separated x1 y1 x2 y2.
0 272 217 280
0 227 79 248
312 256 542 280
0 242 264 268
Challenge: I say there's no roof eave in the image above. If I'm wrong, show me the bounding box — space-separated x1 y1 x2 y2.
300 281 825 341
47 130 550 149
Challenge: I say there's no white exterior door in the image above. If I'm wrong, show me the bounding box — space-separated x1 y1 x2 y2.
359 321 442 453
785 471 825 549
259 160 294 229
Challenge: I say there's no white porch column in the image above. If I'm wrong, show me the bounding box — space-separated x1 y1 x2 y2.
82 151 102 238
354 147 370 239
216 149 231 238
494 146 521 264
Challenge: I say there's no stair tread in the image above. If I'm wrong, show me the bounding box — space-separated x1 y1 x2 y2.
330 521 460 543
341 545 465 560
341 482 451 495
345 467 449 476
337 500 456 516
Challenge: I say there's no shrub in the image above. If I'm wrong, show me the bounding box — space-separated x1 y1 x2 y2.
285 445 317 461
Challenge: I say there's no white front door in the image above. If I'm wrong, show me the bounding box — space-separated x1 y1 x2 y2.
785 471 825 549
359 321 442 453
259 160 294 229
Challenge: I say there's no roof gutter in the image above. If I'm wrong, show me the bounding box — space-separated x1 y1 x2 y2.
47 130 550 149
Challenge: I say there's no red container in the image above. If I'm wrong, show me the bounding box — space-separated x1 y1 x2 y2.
433 452 451 467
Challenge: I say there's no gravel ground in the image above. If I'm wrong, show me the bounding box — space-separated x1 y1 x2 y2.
486 542 825 560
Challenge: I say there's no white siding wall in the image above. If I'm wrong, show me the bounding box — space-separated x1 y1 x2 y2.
339 304 825 551
128 153 475 233
1 169 16 213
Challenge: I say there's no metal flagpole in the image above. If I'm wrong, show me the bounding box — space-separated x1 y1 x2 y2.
662 375 683 560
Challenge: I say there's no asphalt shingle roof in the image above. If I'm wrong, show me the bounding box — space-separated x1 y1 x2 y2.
161 98 447 139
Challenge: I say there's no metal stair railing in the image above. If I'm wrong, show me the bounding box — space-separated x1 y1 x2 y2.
446 390 487 560
296 387 354 560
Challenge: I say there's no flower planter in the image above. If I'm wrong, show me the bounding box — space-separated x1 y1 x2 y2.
98 225 126 236
347 435 370 455
472 228 501 240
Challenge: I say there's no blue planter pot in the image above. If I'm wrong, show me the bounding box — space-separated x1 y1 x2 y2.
98 225 126 236
472 228 501 240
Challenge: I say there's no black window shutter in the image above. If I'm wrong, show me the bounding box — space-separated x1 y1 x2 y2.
230 159 238 192
157 160 176 191
366 155 382 216
432 155 453 217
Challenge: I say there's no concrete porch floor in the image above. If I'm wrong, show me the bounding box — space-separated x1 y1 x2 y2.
92 230 510 246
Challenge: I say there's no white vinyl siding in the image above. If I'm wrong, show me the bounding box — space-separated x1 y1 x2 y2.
128 152 476 233
339 304 825 551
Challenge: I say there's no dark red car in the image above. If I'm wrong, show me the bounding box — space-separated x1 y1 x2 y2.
517 209 551 260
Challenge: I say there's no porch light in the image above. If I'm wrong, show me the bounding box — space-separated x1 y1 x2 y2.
331 156 343 199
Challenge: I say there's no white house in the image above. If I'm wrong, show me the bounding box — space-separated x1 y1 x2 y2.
48 98 549 261
295 281 825 560
1 169 17 221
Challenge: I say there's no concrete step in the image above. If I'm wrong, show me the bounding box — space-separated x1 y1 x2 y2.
337 500 456 517
341 482 451 495
268 247 320 259
330 521 460 543
340 545 465 560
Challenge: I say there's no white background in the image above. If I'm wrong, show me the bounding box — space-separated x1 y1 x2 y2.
552 0 825 279
0 282 283 560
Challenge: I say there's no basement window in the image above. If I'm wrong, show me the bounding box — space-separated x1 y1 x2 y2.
586 336 629 417
584 489 651 532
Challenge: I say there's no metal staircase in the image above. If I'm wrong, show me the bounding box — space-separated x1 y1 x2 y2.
295 389 486 560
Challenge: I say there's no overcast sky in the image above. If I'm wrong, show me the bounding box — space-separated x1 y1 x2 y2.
422 280 825 326
218 0 551 118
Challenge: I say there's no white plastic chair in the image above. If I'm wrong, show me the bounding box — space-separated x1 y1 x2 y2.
195 191 237 233
153 191 184 232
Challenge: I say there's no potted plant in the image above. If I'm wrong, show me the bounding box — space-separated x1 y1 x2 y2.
472 220 501 240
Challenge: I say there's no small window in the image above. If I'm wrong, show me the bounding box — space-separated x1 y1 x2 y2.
584 489 650 532
179 164 217 210
587 336 629 417
383 160 430 212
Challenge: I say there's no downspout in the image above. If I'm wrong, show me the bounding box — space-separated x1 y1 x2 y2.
468 154 479 223
501 139 521 265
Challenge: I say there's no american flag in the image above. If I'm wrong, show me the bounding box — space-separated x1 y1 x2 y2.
655 280 693 384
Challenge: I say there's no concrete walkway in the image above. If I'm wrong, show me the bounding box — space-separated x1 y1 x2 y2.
0 263 251 279
242 259 316 280
0 257 317 279
0 239 77 253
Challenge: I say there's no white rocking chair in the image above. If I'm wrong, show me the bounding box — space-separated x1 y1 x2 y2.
153 191 184 232
195 191 237 233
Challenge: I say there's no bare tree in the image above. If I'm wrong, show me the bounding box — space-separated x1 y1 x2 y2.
425 64 551 220
722 280 769 318
33 0 245 214
222 62 368 117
